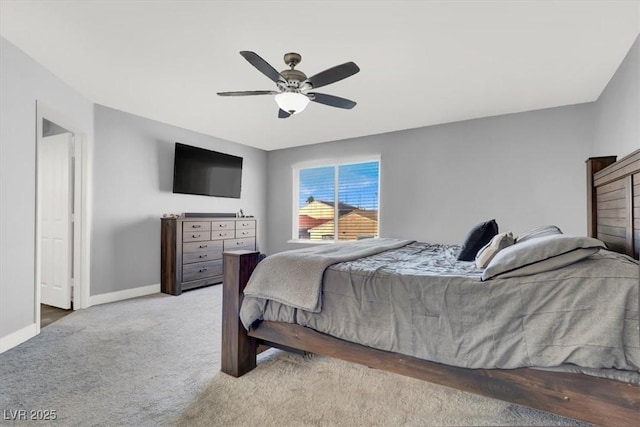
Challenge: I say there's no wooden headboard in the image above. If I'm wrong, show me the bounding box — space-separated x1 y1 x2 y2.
587 148 640 260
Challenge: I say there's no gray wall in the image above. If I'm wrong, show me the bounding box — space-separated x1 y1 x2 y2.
0 37 94 338
594 35 640 158
92 105 267 296
266 104 594 254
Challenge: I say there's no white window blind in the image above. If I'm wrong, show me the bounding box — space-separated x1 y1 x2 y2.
296 160 379 242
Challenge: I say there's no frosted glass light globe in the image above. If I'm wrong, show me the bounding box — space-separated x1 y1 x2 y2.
275 92 310 115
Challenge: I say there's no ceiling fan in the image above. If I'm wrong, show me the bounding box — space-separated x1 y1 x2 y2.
217 51 360 118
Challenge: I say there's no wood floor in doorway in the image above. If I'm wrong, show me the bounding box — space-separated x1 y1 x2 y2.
41 304 72 328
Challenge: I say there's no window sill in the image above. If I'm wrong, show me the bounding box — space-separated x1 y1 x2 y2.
287 239 337 245
287 238 378 245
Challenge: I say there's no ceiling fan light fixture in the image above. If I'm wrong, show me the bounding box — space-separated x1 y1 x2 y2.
274 92 310 115
218 51 360 118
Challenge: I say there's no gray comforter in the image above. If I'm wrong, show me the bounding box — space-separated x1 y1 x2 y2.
240 242 640 373
244 238 414 312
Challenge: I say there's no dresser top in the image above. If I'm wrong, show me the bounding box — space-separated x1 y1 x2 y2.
162 216 255 221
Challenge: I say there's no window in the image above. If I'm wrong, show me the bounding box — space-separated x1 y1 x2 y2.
294 159 380 242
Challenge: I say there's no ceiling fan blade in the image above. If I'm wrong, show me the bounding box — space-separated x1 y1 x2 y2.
305 62 360 89
239 51 285 83
309 92 357 109
217 90 278 96
278 109 291 119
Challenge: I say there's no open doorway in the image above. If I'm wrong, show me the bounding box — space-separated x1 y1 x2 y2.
35 102 89 333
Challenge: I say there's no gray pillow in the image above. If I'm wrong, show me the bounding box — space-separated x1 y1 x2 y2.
515 225 562 244
482 234 605 281
475 232 515 269
457 219 499 261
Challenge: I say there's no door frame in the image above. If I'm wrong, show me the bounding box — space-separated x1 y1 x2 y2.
35 101 91 333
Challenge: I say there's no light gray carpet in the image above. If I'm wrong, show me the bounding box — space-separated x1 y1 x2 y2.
0 285 588 426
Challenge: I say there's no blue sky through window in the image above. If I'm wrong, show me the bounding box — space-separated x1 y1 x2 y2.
298 161 379 210
299 166 334 207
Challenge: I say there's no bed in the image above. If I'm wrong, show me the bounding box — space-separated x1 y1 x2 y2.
221 148 640 426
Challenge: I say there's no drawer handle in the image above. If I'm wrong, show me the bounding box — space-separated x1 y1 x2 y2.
192 225 201 228
218 233 226 237
199 268 208 272
219 224 227 228
199 254 208 259
236 241 243 245
192 234 200 238
242 231 249 235
199 244 208 248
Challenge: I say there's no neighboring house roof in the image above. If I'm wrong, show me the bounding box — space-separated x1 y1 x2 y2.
298 215 330 229
299 201 335 219
299 200 357 219
308 209 378 240
299 200 358 217
317 200 358 212
308 220 335 234
300 201 376 225
345 209 378 221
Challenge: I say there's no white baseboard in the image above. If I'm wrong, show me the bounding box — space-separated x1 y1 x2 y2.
0 323 38 354
0 285 160 353
89 283 160 307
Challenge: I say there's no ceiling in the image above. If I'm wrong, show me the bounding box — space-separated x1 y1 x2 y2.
1 1 639 151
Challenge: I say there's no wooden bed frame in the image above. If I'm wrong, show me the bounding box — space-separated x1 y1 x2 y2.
221 148 640 426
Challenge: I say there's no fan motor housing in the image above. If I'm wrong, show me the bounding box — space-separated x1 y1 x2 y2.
281 69 307 83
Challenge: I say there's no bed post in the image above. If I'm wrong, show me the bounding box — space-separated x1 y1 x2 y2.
221 250 260 377
586 155 616 237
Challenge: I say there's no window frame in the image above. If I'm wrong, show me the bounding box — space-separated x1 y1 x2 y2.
290 155 381 244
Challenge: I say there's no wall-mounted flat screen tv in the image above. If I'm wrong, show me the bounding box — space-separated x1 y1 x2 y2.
172 143 243 198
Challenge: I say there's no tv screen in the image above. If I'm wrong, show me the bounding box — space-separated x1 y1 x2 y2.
172 143 243 198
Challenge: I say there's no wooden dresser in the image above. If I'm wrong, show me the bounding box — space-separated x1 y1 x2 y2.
161 215 257 295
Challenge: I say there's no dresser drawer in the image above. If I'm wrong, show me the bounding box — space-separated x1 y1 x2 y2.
224 237 256 251
183 250 222 264
183 221 211 232
235 228 256 238
183 231 209 242
183 240 223 253
235 220 256 230
211 230 235 240
182 240 223 264
211 220 235 231
182 259 223 282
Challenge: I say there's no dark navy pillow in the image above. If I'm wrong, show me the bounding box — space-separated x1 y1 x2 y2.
457 219 499 261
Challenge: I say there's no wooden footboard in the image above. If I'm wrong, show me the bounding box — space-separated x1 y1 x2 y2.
252 321 639 427
222 251 640 426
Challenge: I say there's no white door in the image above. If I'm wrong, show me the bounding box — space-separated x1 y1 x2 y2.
39 132 73 309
